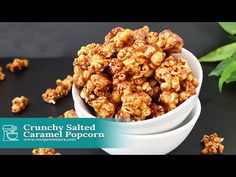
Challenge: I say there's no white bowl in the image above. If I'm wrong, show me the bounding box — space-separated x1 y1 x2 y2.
72 48 203 134
102 99 201 155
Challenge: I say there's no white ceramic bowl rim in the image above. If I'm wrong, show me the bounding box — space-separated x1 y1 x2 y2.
122 99 201 138
73 48 203 125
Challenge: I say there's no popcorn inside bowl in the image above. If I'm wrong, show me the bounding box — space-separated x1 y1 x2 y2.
73 26 198 122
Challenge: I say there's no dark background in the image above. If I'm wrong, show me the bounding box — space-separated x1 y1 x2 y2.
0 22 236 155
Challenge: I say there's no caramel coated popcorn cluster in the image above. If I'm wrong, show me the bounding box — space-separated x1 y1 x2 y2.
11 96 29 113
0 66 5 80
58 109 78 118
32 148 61 155
6 58 29 72
42 75 73 104
201 133 224 155
73 26 198 121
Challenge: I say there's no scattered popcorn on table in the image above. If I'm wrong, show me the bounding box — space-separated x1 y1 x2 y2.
11 96 29 113
6 58 29 72
73 26 198 121
201 133 224 155
42 75 73 104
32 148 61 155
0 66 5 80
58 109 78 118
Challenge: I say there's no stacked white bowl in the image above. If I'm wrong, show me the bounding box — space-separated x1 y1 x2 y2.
72 48 203 155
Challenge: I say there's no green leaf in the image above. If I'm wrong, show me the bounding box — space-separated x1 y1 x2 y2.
225 70 236 83
228 35 236 41
219 60 236 92
219 22 236 35
199 42 236 62
209 52 236 77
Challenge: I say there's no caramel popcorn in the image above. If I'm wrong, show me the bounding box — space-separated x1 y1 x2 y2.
73 43 111 87
149 104 165 118
111 80 134 104
0 66 5 80
156 30 184 53
155 56 198 112
58 109 78 118
73 26 198 121
11 96 29 113
80 73 112 102
32 148 61 155
115 92 152 121
42 75 73 104
89 96 115 118
6 58 29 72
201 133 224 155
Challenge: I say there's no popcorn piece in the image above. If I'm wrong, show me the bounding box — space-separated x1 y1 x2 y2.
80 74 112 102
6 58 29 72
155 56 192 91
156 30 184 53
116 92 152 121
159 91 179 112
62 109 78 118
89 96 115 118
32 148 61 155
113 29 134 48
11 96 29 113
149 104 165 118
109 58 123 75
0 66 5 80
73 43 111 87
57 109 78 118
105 27 124 44
141 81 160 97
111 80 134 104
42 75 73 104
155 56 198 111
201 133 224 155
105 27 134 50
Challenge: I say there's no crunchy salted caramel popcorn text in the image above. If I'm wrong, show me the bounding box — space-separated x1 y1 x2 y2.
73 26 198 121
42 75 73 104
201 133 224 155
0 66 5 80
6 58 29 72
32 148 61 155
11 96 29 113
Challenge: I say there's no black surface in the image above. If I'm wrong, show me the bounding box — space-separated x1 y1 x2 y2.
0 22 236 155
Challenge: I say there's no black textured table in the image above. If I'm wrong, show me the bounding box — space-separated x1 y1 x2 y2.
0 22 236 155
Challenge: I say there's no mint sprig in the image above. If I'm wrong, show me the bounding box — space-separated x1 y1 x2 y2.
199 22 236 92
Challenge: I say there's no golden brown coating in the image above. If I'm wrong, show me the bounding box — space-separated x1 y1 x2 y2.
156 30 184 53
59 109 78 118
11 96 29 113
201 133 224 155
32 148 61 155
111 80 134 104
80 74 112 102
73 26 198 121
159 91 179 112
154 56 198 112
140 81 160 97
6 58 29 72
73 43 111 87
155 56 192 91
0 66 5 80
105 27 134 50
89 96 115 118
42 75 73 104
149 104 165 118
115 92 152 121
